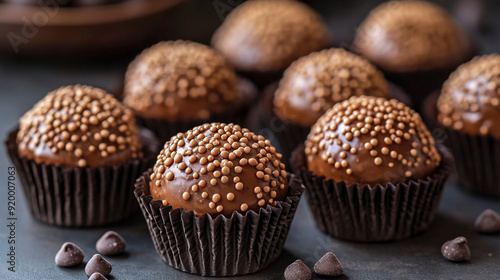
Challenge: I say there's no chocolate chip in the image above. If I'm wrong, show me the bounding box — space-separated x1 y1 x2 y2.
441 236 471 262
54 242 84 267
89 272 107 280
85 254 112 276
474 209 500 234
314 252 343 276
96 231 126 255
284 259 312 280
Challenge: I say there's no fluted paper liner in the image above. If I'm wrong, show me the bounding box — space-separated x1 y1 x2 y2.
422 93 500 197
291 144 452 242
443 128 500 197
134 170 304 276
5 128 158 227
134 77 257 144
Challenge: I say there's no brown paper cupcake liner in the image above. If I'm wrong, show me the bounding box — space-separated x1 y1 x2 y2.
421 93 498 196
5 128 158 227
134 170 304 276
133 77 257 144
443 128 500 197
290 144 452 242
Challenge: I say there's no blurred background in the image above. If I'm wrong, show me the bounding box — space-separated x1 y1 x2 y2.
0 0 494 59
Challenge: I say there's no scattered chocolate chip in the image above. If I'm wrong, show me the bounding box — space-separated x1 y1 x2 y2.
474 209 500 234
54 242 84 267
89 272 107 280
284 259 312 280
314 252 343 276
96 231 126 255
441 236 471 262
85 254 112 276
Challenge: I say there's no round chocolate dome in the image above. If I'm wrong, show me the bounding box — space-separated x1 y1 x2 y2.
149 123 288 216
17 85 142 168
305 96 441 185
274 48 389 126
211 0 329 73
438 54 500 138
124 40 243 121
353 0 471 73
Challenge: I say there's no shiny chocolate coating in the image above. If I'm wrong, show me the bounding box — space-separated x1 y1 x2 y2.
274 48 389 126
149 123 288 217
17 85 142 168
353 1 471 73
123 40 243 121
438 54 500 139
211 0 329 73
305 96 441 186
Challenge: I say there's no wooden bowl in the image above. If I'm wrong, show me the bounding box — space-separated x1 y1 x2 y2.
0 0 186 56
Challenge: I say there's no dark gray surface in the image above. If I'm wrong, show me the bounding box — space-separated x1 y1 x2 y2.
1 1 500 279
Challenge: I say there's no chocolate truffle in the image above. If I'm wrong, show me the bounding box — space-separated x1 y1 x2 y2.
123 40 243 121
274 48 389 126
149 123 288 217
17 85 142 168
305 96 441 185
353 0 471 73
438 55 500 138
211 0 329 73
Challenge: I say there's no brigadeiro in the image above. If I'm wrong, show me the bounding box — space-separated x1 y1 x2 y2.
268 48 396 166
134 122 304 276
352 0 475 112
5 85 157 226
437 54 500 197
123 40 256 143
291 96 452 242
211 0 330 87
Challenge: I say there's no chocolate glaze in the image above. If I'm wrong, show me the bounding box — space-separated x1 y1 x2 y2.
211 0 329 73
438 54 500 139
305 96 441 186
274 48 389 126
149 123 288 217
353 0 472 73
17 85 142 168
124 40 243 121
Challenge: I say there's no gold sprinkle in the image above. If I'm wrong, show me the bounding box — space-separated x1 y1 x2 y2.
240 203 248 211
182 192 190 200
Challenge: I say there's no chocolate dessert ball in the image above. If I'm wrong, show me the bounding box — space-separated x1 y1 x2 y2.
211 0 329 73
438 55 500 138
17 85 142 168
305 96 441 185
123 40 243 121
353 0 471 73
149 123 288 216
274 48 389 126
